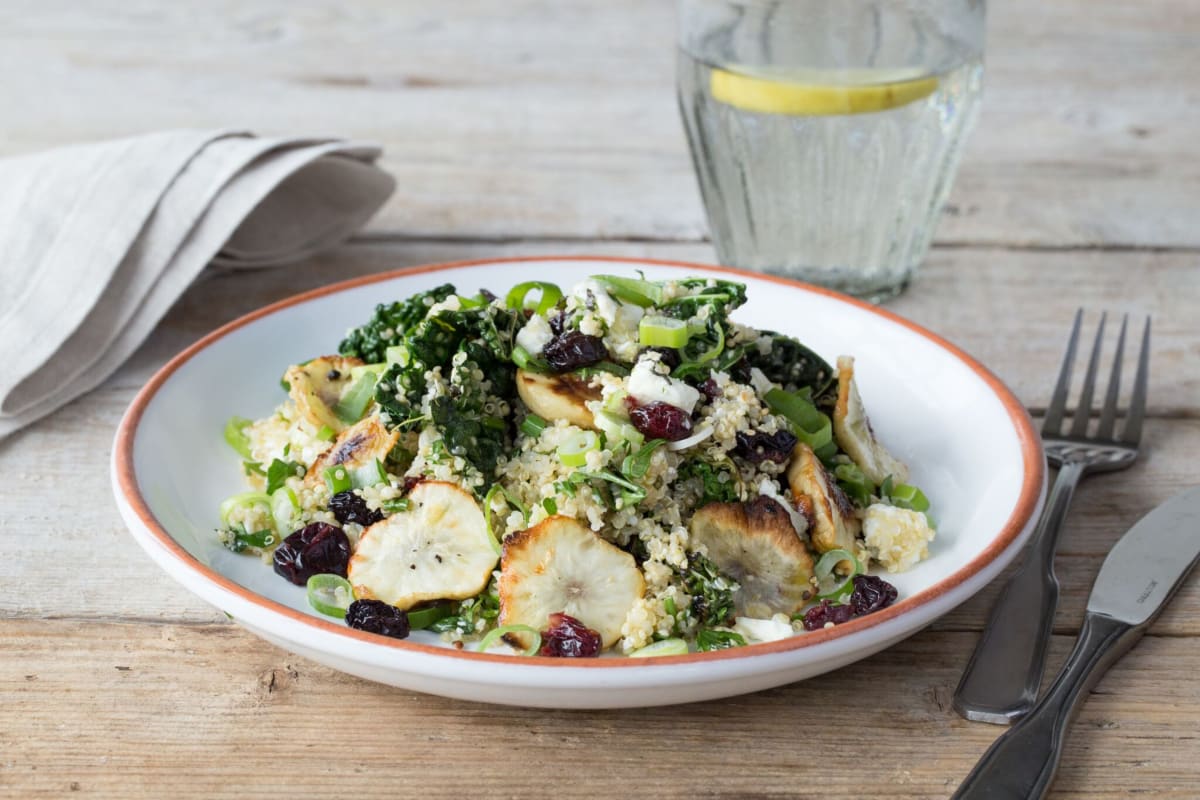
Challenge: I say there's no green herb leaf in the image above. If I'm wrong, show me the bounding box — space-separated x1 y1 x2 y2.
265 458 305 495
621 439 666 481
696 628 747 652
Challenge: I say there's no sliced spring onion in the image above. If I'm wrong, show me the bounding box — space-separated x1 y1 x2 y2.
323 465 352 495
505 281 563 315
591 274 663 307
333 370 379 424
385 344 410 367
219 491 271 525
665 425 714 452
223 416 253 459
594 411 644 448
557 430 600 467
477 624 542 656
638 315 690 348
663 596 677 616
306 574 354 619
350 362 387 380
629 637 689 658
813 548 864 600
350 458 389 489
834 463 875 507
511 344 550 372
765 387 836 460
270 486 299 534
381 497 411 514
888 483 931 513
621 438 666 480
481 485 508 556
520 413 548 438
406 602 454 630
542 497 557 515
316 424 336 442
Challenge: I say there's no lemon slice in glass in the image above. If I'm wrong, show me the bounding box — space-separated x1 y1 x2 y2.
710 67 939 116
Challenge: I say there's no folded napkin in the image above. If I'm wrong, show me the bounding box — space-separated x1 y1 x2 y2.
0 130 395 440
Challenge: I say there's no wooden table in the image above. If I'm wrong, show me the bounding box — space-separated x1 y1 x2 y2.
3 2 1198 797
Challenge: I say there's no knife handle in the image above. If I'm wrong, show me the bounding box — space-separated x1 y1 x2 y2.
951 612 1143 800
954 460 1087 723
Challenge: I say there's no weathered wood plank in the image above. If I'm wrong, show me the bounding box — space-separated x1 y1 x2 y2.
3 621 1197 798
0 0 1195 246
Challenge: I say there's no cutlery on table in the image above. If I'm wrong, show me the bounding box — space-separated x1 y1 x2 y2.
954 311 1151 723
951 485 1200 799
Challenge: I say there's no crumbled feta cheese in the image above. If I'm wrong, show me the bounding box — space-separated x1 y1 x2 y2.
627 355 701 413
734 616 794 643
571 279 621 325
862 504 936 572
515 313 554 355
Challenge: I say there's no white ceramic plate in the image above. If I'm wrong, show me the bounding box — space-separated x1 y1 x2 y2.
113 256 1044 708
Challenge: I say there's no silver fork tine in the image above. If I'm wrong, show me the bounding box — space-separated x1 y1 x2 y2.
1120 317 1151 444
1096 315 1128 440
1043 309 1082 435
1069 312 1106 437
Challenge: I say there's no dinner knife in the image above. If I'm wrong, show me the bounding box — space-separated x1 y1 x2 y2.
951 485 1200 800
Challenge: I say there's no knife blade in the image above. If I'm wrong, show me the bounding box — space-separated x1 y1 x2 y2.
1086 485 1200 625
953 486 1200 800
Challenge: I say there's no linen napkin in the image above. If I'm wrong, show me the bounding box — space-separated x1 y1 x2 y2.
0 130 395 440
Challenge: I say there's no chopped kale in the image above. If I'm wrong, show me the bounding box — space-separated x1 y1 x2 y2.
744 330 835 397
338 284 457 363
677 459 739 506
374 302 521 476
683 553 739 627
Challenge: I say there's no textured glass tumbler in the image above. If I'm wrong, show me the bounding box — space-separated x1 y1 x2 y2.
678 0 985 301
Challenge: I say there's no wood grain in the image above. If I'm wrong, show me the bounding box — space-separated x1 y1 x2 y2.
3 621 1197 799
0 0 1196 246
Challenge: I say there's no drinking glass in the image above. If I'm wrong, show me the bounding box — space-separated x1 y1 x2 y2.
677 0 985 301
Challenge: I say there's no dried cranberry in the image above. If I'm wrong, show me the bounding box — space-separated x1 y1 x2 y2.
401 475 425 494
801 600 856 631
539 613 602 657
643 347 681 370
849 575 898 616
542 331 609 373
548 310 566 337
272 522 350 585
628 400 693 441
698 376 722 400
328 490 384 526
734 429 799 464
345 599 411 639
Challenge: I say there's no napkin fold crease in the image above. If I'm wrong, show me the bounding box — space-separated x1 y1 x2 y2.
0 130 395 440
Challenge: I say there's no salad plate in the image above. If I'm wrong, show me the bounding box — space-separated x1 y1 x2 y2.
112 256 1044 708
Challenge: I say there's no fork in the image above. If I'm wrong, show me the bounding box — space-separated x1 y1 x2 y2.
953 310 1151 724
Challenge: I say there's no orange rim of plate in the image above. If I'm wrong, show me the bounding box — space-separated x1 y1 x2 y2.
114 256 1045 668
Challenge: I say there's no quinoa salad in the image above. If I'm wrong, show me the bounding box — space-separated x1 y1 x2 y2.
218 274 937 658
